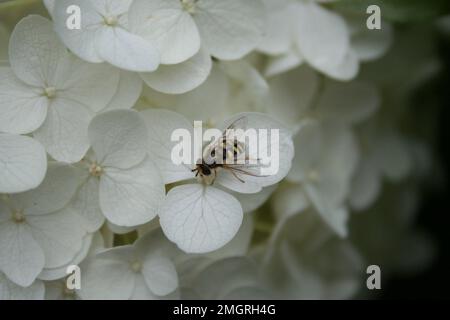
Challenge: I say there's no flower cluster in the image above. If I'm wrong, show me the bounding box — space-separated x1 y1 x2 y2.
0 0 440 299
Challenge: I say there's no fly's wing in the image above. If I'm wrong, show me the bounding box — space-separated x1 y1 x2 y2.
203 116 249 165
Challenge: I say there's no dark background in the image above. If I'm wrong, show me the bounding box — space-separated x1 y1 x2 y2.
380 29 450 299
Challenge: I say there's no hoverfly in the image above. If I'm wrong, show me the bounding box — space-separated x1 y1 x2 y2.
192 116 266 185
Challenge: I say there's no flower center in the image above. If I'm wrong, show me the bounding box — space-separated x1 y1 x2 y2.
11 209 25 223
130 260 142 273
307 169 320 183
104 15 118 26
44 86 56 99
89 162 104 177
181 0 197 14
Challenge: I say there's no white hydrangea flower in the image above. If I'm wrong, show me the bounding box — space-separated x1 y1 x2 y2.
0 163 88 287
285 122 359 237
0 273 44 300
44 232 105 300
129 0 266 64
0 133 47 194
0 15 120 163
259 0 392 79
79 229 179 300
141 109 294 253
38 233 94 281
70 109 165 229
266 66 381 129
141 60 269 125
261 210 363 299
127 0 266 94
181 257 272 299
53 0 160 72
349 122 414 211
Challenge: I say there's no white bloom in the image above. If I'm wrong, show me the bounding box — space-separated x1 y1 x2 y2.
141 109 294 253
286 122 359 236
0 163 88 287
182 257 271 299
70 109 165 228
139 47 212 94
103 71 144 111
261 210 363 299
44 232 105 299
259 0 392 79
0 273 44 300
0 15 120 163
349 123 414 211
141 60 269 124
128 0 266 94
53 0 160 72
129 0 266 63
79 230 179 300
0 133 47 194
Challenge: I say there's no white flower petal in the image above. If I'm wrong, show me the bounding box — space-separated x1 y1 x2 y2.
141 47 212 94
293 2 350 75
257 0 293 55
0 134 47 194
129 0 200 65
79 258 136 300
38 233 93 281
159 184 243 253
99 157 165 227
54 0 104 63
231 184 277 213
13 163 78 216
190 257 260 299
376 131 413 182
56 58 120 113
169 64 230 123
315 80 380 125
142 255 178 296
33 99 92 163
140 109 195 184
304 186 349 237
267 67 319 126
349 157 381 211
104 71 143 111
95 26 160 72
131 274 160 300
0 222 45 287
264 51 303 78
70 177 105 232
0 68 48 134
194 0 265 60
320 50 359 81
350 19 393 62
8 15 69 87
0 274 44 300
89 110 148 169
272 183 309 220
288 120 323 183
27 207 87 269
